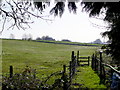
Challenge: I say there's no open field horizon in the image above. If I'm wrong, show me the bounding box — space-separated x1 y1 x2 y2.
2 39 99 73
2 39 106 88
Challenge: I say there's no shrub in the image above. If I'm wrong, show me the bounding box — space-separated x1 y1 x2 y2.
2 66 65 89
2 66 44 89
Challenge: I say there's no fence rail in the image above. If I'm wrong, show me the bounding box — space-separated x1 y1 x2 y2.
77 51 90 66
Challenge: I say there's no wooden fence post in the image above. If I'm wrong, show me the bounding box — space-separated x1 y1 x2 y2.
94 54 97 72
96 58 99 73
102 64 106 83
10 66 13 78
71 51 74 62
63 65 67 90
63 65 66 74
100 52 103 79
71 51 75 76
73 56 77 75
77 51 80 66
69 61 72 84
91 54 94 70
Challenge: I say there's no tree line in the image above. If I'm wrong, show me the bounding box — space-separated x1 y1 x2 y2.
9 34 71 42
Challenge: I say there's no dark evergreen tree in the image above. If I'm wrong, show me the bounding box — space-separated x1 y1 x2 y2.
81 2 120 64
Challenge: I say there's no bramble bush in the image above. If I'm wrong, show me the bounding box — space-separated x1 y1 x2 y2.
2 66 68 89
2 66 44 89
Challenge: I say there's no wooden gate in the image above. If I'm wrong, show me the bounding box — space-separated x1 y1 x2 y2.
77 51 90 66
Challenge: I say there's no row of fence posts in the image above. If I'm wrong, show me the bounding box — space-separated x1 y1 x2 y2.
62 51 90 89
91 51 120 88
9 51 79 89
8 51 120 89
9 51 89 89
91 52 106 83
62 51 78 89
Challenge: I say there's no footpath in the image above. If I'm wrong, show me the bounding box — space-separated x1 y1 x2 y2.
72 66 106 89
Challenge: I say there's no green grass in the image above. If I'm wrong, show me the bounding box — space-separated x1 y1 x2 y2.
2 39 106 88
72 66 106 89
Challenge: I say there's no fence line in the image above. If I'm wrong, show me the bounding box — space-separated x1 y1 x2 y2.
62 51 78 89
62 50 90 89
91 51 120 88
8 51 79 89
7 50 120 89
7 50 90 89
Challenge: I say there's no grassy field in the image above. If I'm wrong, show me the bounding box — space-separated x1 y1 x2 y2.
2 39 106 88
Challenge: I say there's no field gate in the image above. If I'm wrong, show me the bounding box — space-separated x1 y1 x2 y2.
77 51 90 66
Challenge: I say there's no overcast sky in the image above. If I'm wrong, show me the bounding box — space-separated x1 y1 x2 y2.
0 1 109 43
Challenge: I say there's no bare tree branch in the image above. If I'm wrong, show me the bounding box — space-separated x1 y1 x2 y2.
0 15 7 33
88 19 111 30
0 0 52 32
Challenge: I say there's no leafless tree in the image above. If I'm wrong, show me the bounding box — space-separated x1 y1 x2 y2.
0 0 51 33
